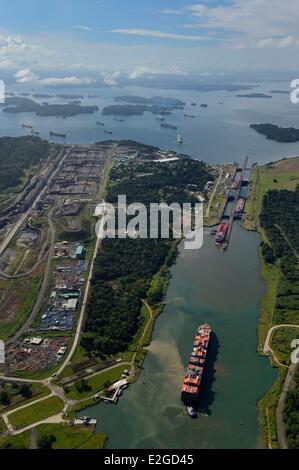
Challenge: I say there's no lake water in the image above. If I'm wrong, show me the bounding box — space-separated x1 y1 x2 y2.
1 80 299 166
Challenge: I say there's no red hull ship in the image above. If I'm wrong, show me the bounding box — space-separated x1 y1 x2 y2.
215 223 228 245
181 323 211 404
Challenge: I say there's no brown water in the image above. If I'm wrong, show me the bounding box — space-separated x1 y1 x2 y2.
82 222 276 449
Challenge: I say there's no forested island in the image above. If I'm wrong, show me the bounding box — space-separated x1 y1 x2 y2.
81 144 213 357
102 95 186 116
1 97 98 117
236 93 272 98
114 95 185 107
250 123 299 142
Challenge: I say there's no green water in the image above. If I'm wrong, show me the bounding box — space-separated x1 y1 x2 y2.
83 223 276 449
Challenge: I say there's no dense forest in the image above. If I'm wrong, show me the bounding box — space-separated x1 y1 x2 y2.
260 187 299 324
81 155 213 357
260 187 299 448
107 157 212 205
0 136 50 193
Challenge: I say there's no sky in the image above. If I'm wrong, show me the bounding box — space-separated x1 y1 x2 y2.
0 0 299 87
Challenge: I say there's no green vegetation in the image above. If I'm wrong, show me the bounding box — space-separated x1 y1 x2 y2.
0 431 30 449
0 274 43 341
9 396 64 429
82 156 212 358
260 188 299 327
259 369 286 449
283 367 299 449
36 423 106 449
1 96 98 117
0 136 50 194
272 328 299 366
243 157 299 231
250 123 299 142
0 382 50 413
67 365 127 400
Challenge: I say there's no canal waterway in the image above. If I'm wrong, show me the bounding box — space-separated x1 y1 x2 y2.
82 223 276 449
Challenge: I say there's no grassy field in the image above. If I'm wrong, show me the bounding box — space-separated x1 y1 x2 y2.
8 396 64 429
36 423 106 449
0 382 50 413
0 431 30 449
66 365 127 400
244 157 299 230
0 273 43 341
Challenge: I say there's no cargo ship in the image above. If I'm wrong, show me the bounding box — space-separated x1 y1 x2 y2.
215 223 228 245
181 323 211 409
49 131 66 138
177 132 183 144
234 198 245 218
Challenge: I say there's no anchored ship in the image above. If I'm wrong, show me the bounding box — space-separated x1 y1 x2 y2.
49 131 66 138
181 323 211 412
161 123 178 130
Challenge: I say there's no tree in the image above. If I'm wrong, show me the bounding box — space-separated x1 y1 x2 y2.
19 384 32 399
37 434 57 449
0 390 10 406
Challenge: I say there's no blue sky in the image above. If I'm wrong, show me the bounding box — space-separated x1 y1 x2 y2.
0 1 298 86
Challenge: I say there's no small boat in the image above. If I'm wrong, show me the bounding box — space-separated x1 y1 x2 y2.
177 132 183 144
104 130 113 135
155 115 165 121
31 128 40 135
187 406 197 418
96 121 105 126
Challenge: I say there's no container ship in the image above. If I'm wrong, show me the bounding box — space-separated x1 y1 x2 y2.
181 323 211 413
215 223 228 245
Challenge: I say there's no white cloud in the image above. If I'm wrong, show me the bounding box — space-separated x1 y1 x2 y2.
159 9 183 16
15 68 38 83
40 76 96 86
186 0 299 48
128 65 188 80
72 26 92 31
110 29 210 41
101 71 122 86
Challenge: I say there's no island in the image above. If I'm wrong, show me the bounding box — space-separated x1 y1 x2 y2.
270 90 290 94
1 97 98 117
114 95 186 107
236 93 272 98
250 123 299 142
